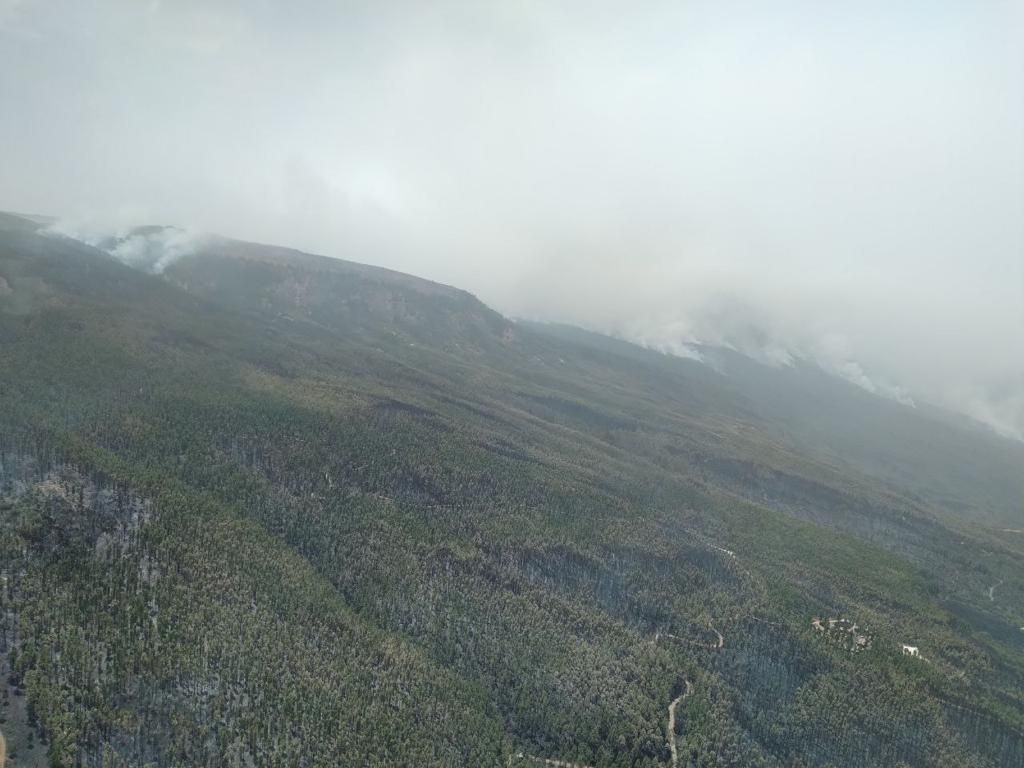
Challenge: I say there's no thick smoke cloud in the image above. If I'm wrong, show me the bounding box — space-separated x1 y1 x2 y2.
1 1 1021 437
46 218 208 275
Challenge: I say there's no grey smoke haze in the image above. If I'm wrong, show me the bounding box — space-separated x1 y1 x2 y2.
1 1 1022 437
45 219 209 275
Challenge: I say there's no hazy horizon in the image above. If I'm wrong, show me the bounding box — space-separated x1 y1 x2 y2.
2 0 1021 437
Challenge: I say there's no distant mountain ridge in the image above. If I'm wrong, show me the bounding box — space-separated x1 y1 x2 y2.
20 215 1006 428
8 210 1023 526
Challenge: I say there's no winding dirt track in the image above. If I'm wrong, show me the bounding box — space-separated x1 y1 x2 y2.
667 680 693 768
711 625 724 649
517 684 705 768
658 621 723 650
988 579 1004 602
514 755 595 768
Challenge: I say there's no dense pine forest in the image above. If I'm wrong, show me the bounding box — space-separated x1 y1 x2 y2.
1 211 1022 767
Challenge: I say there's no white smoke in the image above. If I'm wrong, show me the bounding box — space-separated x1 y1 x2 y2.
619 300 1024 440
619 299 919 409
44 217 208 275
952 383 1024 442
106 228 207 274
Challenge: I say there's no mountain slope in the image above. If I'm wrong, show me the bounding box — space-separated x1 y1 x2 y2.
1 215 1022 767
164 235 513 352
527 323 1024 528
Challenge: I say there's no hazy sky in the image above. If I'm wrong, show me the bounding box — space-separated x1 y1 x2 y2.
1 0 1022 436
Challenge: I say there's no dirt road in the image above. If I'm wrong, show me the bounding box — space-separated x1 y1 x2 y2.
513 755 595 768
667 679 693 768
658 620 723 650
988 579 1004 602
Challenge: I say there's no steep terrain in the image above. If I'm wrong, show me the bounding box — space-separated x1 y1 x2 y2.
0 214 1021 767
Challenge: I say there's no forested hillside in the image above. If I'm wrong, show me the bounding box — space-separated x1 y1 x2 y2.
1 213 1021 767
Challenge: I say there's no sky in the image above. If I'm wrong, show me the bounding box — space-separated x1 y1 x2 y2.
1 0 1022 437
